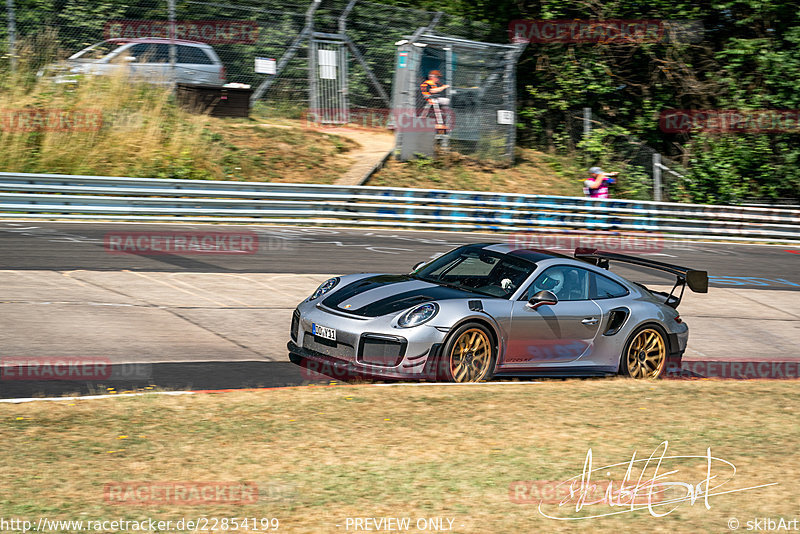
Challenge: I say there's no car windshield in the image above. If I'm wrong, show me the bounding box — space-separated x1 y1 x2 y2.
412 246 535 298
69 41 123 61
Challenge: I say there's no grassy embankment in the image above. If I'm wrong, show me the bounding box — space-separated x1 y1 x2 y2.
1 48 590 195
1 379 797 533
367 149 587 196
0 59 357 183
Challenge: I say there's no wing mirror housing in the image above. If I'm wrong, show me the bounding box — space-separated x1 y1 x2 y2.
526 290 558 310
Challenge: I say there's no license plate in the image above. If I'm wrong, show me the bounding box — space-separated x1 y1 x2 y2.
312 323 336 341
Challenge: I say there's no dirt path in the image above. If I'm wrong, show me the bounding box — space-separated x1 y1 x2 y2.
313 126 395 185
260 122 395 185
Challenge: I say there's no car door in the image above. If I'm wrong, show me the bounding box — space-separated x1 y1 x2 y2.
126 43 171 84
505 265 602 365
176 45 218 85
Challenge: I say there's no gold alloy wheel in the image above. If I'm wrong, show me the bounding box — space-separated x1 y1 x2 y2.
626 328 666 379
449 328 492 382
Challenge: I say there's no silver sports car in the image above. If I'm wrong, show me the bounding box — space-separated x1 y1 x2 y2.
288 244 708 382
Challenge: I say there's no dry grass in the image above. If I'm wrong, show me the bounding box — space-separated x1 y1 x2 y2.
0 53 357 183
1 379 797 533
368 149 585 196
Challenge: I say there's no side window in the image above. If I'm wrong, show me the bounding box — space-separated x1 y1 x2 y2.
178 45 214 65
128 44 170 63
526 266 590 301
151 44 171 63
127 44 153 63
591 272 629 299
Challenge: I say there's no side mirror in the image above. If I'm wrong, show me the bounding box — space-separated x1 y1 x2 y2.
411 261 426 272
526 290 558 310
124 56 137 62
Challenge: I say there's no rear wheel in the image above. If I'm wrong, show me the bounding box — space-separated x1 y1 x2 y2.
621 325 667 379
439 323 496 382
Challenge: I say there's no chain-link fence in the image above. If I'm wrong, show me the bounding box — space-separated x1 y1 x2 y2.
567 108 690 201
391 34 521 164
2 0 493 112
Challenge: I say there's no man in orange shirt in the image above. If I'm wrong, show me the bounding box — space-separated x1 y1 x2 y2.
420 70 450 107
420 70 450 133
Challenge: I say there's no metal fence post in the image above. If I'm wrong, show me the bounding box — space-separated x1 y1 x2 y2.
583 107 591 137
167 0 176 76
6 0 16 72
653 153 663 202
504 43 526 163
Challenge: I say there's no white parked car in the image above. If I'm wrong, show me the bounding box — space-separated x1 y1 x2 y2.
41 38 226 85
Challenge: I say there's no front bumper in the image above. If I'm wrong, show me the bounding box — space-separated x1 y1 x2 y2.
288 340 444 381
289 300 449 380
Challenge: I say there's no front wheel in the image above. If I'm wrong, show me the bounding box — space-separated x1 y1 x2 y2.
621 325 667 379
438 323 497 382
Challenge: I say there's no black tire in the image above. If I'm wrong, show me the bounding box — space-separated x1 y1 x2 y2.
620 323 668 379
437 322 497 382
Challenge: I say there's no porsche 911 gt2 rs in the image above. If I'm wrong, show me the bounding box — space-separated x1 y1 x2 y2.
287 244 708 382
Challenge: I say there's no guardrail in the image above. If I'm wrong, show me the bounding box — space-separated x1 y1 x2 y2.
0 172 798 242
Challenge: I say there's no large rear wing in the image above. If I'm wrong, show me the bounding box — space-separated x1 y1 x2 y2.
574 247 708 308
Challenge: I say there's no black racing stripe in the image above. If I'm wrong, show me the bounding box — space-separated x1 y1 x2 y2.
351 285 485 317
322 274 412 309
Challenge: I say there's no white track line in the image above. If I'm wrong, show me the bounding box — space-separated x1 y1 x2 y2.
0 381 547 403
0 391 194 404
374 381 542 387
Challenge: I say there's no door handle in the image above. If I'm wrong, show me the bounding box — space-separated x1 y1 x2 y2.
581 317 599 325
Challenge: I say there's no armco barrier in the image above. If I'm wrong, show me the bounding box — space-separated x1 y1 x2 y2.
0 172 798 242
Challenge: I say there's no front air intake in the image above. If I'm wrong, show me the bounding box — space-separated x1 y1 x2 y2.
291 309 300 342
357 334 407 367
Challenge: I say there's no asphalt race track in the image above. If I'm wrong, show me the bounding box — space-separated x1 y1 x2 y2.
0 222 798 289
1 221 798 398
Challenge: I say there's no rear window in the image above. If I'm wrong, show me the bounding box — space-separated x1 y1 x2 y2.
592 273 629 299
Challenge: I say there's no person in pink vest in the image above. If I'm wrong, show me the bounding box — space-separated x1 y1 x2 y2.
583 167 618 199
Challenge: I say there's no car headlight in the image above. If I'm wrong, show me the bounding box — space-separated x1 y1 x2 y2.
397 302 439 328
309 277 339 300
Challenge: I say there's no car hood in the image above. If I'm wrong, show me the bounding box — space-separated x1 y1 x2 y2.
321 274 486 318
